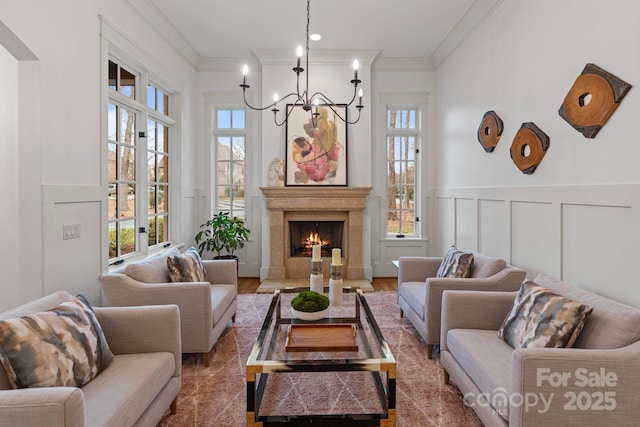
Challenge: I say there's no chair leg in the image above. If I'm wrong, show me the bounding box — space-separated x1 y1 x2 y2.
203 352 210 367
427 344 434 359
443 367 450 385
170 397 177 415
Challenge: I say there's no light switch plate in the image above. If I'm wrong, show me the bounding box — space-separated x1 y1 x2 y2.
63 224 81 240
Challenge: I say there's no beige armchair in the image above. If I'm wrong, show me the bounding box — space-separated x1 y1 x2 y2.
397 252 526 358
0 291 181 426
100 248 237 367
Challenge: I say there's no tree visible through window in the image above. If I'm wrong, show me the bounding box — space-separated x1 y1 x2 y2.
387 108 418 236
107 59 173 260
216 109 246 218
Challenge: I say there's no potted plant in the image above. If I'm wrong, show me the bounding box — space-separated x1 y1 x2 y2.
195 212 250 261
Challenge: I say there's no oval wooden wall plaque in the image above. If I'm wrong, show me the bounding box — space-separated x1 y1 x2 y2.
559 63 632 138
477 110 504 152
510 122 550 174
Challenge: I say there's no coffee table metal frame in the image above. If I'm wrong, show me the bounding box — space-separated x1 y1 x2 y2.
246 287 396 426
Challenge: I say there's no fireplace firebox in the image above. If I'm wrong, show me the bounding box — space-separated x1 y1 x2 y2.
289 221 344 257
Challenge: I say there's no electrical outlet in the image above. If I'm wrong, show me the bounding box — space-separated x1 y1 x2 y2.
63 224 81 240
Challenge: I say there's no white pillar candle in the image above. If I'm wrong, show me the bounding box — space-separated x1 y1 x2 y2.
332 248 341 266
312 244 321 261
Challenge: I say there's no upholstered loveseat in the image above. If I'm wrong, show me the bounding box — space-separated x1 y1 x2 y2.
441 273 640 427
397 252 526 358
0 290 181 426
100 247 237 366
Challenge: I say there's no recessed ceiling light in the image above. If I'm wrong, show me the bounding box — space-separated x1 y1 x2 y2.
310 33 321 41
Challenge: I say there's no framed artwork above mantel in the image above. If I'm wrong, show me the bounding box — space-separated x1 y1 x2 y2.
285 104 348 186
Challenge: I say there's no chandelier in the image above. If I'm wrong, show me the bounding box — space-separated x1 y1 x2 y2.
240 0 363 128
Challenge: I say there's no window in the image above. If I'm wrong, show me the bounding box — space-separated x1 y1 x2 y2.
107 59 173 260
216 109 246 218
386 108 418 237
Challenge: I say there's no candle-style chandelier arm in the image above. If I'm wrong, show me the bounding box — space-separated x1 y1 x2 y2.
272 98 307 127
241 88 276 112
309 98 363 126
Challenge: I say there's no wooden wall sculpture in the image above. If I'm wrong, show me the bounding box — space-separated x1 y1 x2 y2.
477 110 504 152
559 63 632 138
510 122 550 174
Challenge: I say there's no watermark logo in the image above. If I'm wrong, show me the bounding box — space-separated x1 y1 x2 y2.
463 367 618 415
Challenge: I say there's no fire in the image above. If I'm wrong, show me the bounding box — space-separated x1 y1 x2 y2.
301 232 329 256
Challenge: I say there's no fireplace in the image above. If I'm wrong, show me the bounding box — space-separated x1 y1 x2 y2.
289 221 344 258
261 187 371 280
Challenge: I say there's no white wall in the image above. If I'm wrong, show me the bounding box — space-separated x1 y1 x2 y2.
433 0 640 306
0 44 19 311
0 0 197 308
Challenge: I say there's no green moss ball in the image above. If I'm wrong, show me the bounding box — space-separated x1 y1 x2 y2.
291 291 330 312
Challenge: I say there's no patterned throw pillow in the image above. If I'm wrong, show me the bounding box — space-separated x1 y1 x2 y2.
498 281 593 349
167 246 208 282
436 246 474 278
0 294 113 389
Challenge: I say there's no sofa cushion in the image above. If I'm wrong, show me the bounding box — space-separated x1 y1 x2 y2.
210 285 236 324
447 329 512 420
470 253 506 278
398 281 425 320
81 352 174 427
124 247 180 283
436 246 474 278
0 294 113 389
533 273 640 349
498 281 593 349
167 247 208 282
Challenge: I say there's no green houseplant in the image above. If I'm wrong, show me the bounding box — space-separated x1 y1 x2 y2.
195 212 250 260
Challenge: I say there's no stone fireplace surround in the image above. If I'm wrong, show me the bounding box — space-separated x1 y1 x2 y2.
261 187 372 280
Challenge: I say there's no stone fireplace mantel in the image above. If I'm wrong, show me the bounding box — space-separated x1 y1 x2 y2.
260 187 372 280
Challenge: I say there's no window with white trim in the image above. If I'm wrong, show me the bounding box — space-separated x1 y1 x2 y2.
107 59 174 260
215 109 246 218
386 107 419 237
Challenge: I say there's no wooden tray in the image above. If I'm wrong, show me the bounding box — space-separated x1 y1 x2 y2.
285 324 358 352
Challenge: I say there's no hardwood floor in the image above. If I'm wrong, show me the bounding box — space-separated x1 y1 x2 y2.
237 277 398 294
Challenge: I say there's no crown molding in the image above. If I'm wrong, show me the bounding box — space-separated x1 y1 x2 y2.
432 0 504 68
372 57 436 72
196 57 260 73
125 0 201 68
250 49 381 67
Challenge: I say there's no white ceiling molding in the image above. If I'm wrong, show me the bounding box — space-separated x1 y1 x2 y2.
432 0 505 68
250 49 381 67
372 57 436 72
196 57 260 73
125 0 201 68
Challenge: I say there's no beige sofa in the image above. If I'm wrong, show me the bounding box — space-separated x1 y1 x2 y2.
0 290 181 427
441 273 640 427
397 253 526 358
100 247 237 367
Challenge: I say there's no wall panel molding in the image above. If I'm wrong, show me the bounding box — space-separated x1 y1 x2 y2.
432 184 640 307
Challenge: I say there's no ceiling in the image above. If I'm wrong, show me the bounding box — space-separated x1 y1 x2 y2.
141 0 480 62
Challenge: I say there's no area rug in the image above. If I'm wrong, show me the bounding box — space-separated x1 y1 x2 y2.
157 292 483 426
257 279 374 293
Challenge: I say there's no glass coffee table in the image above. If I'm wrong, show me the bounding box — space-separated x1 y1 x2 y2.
246 287 396 426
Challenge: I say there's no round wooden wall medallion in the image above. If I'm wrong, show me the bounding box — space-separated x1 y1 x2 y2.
562 73 614 128
510 122 550 174
477 110 504 153
559 63 632 138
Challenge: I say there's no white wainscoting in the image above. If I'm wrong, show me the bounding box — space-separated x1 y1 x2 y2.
371 194 430 278
432 184 640 308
